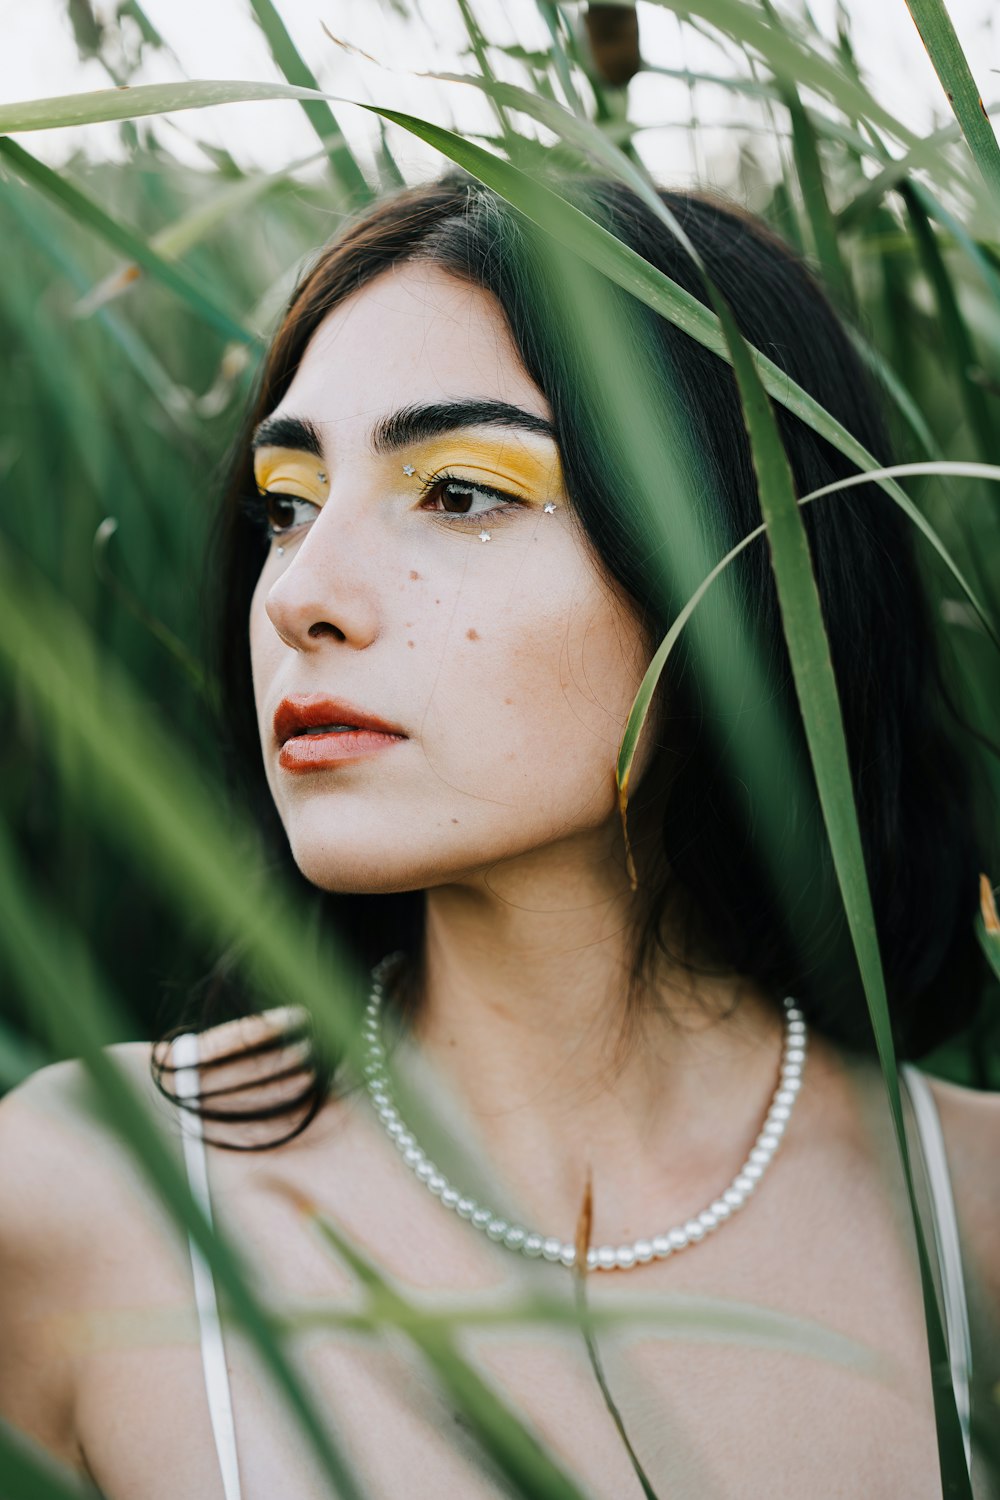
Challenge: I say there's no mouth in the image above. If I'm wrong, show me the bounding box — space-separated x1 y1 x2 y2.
273 696 408 746
273 695 408 772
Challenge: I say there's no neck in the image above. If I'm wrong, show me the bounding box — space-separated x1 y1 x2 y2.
389 832 789 1250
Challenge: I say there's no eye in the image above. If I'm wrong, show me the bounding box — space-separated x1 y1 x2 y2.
239 491 316 541
417 473 527 524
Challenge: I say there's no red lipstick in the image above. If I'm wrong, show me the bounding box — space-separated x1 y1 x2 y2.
274 695 408 773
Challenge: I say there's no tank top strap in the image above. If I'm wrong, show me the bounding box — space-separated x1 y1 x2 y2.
172 1030 244 1500
899 1061 973 1473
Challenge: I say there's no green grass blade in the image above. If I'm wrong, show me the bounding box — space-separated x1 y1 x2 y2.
0 822 372 1500
359 90 999 651
0 1420 101 1499
902 0 1000 204
0 78 352 135
0 138 252 345
246 0 371 200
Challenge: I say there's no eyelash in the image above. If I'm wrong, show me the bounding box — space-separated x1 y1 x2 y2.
238 471 527 543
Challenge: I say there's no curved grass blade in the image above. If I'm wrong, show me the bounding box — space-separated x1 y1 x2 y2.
902 0 1000 204
370 85 976 1490
378 83 997 649
0 78 350 135
0 138 252 345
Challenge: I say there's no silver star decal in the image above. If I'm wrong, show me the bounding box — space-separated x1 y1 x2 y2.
543 501 557 513
479 530 492 542
402 463 415 476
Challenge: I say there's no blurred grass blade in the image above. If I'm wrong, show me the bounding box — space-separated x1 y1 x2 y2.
780 81 854 313
0 1421 101 1499
0 824 371 1500
73 146 330 318
246 0 372 200
0 138 252 344
902 0 1000 203
374 86 998 649
0 78 350 133
976 874 1000 981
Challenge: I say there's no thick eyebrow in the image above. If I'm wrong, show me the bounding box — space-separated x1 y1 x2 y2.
250 399 558 461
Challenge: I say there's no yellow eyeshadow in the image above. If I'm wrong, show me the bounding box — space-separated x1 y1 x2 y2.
253 446 330 503
412 436 565 499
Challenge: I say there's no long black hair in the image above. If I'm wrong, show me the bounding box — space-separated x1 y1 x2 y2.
151 167 998 1147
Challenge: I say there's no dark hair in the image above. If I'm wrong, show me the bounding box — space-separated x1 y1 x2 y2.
152 167 998 1147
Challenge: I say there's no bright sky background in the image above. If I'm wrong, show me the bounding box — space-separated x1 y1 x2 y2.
1 0 998 190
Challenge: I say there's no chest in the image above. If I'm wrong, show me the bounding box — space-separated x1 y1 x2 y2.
71 1117 946 1500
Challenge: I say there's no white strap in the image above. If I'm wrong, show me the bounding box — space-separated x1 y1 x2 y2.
901 1062 973 1472
172 1031 244 1500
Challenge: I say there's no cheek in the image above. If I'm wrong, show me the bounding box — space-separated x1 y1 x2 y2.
424 568 647 806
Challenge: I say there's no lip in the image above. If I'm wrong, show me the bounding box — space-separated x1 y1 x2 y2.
274 695 407 746
273 695 408 773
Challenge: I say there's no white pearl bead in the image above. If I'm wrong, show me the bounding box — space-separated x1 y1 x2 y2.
764 1115 786 1137
586 1248 599 1269
416 1161 434 1181
668 1227 689 1250
559 1244 576 1267
503 1226 526 1249
781 1062 802 1080
456 1198 476 1218
397 1131 415 1150
428 1173 447 1194
723 1188 745 1208
615 1245 637 1269
742 1162 764 1181
472 1208 492 1228
652 1235 672 1257
404 1146 423 1166
770 1104 791 1122
698 1209 719 1231
758 1133 782 1152
785 1047 806 1065
596 1246 617 1270
634 1239 655 1262
710 1199 731 1220
441 1188 459 1208
487 1219 508 1240
684 1219 705 1242
749 1147 772 1166
386 1121 404 1139
542 1237 563 1261
523 1234 544 1257
733 1173 756 1193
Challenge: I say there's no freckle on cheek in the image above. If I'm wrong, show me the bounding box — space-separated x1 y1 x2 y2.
409 570 420 580
466 627 480 641
451 818 459 824
503 698 513 705
407 640 415 649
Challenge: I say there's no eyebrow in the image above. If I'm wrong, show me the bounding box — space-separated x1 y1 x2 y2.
250 399 559 461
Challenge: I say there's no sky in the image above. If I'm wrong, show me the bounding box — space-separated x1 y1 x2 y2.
1 0 998 190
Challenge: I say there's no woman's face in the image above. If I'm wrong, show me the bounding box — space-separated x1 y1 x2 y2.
248 260 657 894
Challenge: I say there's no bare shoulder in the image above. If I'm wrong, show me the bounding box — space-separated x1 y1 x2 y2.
0 1007 311 1475
921 1070 1000 1307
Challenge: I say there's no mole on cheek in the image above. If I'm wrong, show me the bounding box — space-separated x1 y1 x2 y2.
407 640 415 649
466 627 480 641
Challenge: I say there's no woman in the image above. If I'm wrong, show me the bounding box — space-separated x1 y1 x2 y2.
1 168 998 1498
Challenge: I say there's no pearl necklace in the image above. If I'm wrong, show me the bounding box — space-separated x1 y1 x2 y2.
360 952 807 1272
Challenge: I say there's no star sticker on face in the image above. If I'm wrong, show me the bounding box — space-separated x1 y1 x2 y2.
402 463 415 476
479 530 492 542
543 501 557 513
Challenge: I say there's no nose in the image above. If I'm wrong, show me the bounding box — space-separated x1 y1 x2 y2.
262 484 383 653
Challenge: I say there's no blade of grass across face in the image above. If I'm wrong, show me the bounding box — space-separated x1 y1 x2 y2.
0 77 991 636
359 95 975 1494
0 138 252 345
397 78 997 649
902 0 1000 205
